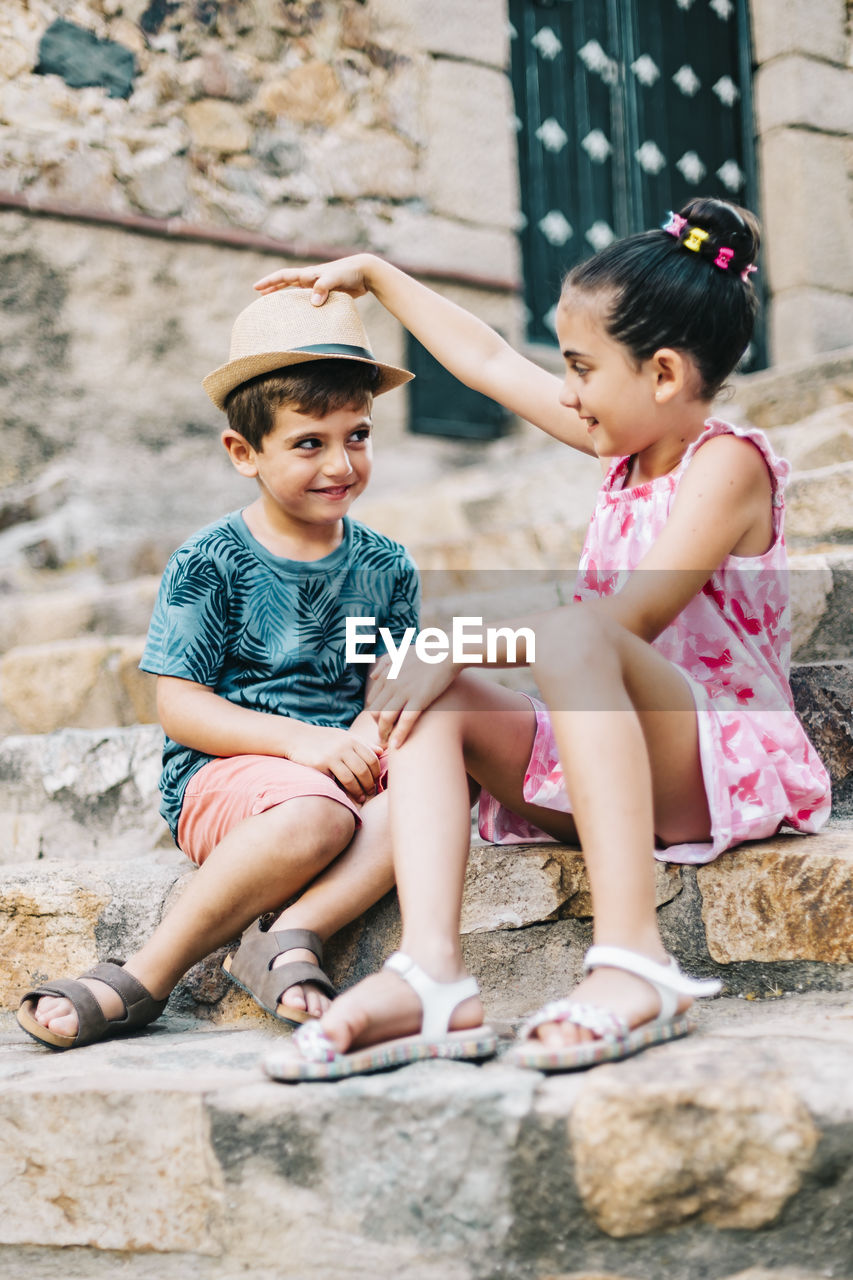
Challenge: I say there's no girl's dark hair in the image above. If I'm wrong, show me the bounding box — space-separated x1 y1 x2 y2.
225 358 378 450
564 197 761 399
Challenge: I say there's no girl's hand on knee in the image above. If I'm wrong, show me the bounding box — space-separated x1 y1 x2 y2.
253 255 374 304
368 652 462 749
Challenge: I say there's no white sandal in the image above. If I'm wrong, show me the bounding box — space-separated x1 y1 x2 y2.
263 951 498 1082
507 944 722 1072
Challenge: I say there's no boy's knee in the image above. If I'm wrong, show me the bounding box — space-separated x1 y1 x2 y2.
266 795 356 854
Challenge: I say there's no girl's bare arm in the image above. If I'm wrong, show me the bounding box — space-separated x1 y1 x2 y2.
254 255 595 456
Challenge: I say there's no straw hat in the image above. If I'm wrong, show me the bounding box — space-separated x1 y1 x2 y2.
203 288 414 410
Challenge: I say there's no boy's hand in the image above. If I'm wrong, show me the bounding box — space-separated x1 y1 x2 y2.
285 722 382 802
254 255 374 305
367 652 462 750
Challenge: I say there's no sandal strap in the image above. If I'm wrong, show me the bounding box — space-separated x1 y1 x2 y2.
520 999 629 1042
384 952 479 1040
273 961 337 1004
266 927 324 965
20 963 166 1047
19 977 109 1047
227 921 337 1012
81 962 168 1031
584 945 722 1024
293 1020 337 1062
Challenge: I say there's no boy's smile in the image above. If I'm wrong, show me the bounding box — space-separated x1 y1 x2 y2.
223 402 373 555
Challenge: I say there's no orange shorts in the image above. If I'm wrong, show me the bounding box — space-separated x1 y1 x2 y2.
176 754 378 867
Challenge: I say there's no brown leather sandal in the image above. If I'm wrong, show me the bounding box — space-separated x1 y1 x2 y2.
17 961 168 1051
222 920 337 1025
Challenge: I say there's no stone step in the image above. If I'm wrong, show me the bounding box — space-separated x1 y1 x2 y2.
3 818 851 1032
0 634 157 736
728 343 853 430
0 986 850 1278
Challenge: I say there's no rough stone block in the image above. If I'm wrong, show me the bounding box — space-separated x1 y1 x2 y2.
366 0 509 67
790 661 853 813
0 636 157 734
771 289 853 367
460 844 682 932
0 724 171 864
256 61 347 126
751 0 848 65
185 97 251 155
788 554 834 656
567 1060 818 1236
0 1082 223 1252
730 346 853 431
761 130 853 296
785 460 853 542
127 155 191 218
308 125 418 201
755 55 853 136
697 830 853 963
208 1064 535 1272
368 206 520 283
424 58 518 228
0 860 181 1010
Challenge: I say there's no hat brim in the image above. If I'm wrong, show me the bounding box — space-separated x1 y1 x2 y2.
203 348 413 410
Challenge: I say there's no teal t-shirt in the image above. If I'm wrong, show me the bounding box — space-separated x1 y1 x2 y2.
140 511 420 841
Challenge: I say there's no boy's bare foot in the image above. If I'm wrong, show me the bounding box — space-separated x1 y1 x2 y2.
529 966 692 1046
312 963 484 1055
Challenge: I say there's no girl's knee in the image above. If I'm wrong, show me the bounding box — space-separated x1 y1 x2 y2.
532 606 618 670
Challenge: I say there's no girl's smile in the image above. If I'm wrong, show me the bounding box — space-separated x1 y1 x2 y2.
555 296 707 480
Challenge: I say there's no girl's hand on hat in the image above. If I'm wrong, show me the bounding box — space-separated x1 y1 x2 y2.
253 255 375 305
284 722 382 802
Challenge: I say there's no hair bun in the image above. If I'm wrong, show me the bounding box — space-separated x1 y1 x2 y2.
677 196 759 275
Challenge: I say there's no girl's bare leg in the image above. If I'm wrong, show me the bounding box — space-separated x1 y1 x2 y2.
318 676 575 1052
33 791 394 1036
528 607 710 1046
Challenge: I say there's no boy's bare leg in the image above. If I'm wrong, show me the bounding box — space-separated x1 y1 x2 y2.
318 676 577 1052
32 790 393 1037
264 788 395 1016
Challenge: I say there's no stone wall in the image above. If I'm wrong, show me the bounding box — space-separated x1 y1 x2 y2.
0 0 519 283
750 0 853 363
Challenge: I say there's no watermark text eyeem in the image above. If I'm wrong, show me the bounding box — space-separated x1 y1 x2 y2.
346 616 536 679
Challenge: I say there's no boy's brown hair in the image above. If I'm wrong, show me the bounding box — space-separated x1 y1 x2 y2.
225 358 379 451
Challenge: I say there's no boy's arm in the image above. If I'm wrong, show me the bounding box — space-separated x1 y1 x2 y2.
158 676 382 801
254 255 594 457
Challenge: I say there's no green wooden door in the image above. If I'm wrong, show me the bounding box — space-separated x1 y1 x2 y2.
509 0 763 366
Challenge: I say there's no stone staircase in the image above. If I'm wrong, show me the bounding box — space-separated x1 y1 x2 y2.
0 349 852 1279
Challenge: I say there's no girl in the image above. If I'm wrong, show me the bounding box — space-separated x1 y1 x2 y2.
256 198 831 1080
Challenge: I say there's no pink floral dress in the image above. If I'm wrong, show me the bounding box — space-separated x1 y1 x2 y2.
478 420 832 864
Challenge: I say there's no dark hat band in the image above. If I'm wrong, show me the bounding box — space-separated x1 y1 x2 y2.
291 343 377 360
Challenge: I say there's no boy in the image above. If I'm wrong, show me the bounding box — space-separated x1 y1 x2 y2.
18 288 418 1049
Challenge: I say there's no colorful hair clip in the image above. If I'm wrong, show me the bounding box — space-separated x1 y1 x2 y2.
714 247 734 270
662 211 688 237
683 227 709 253
741 264 758 282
